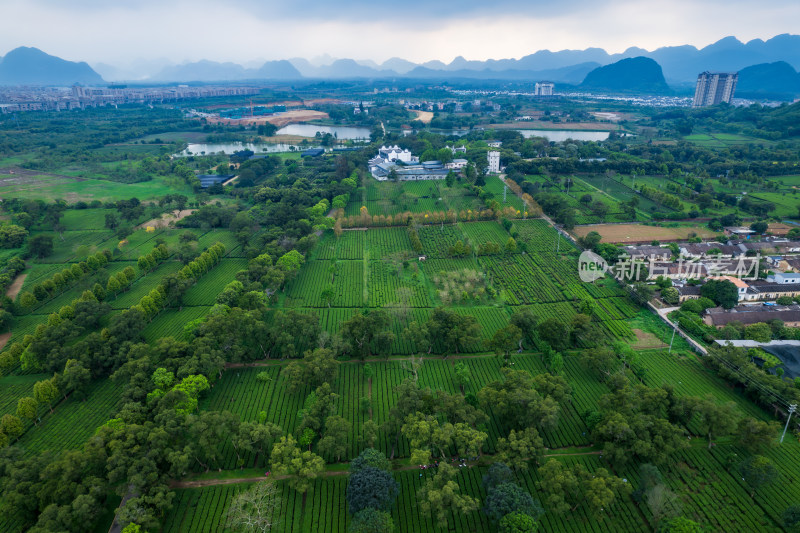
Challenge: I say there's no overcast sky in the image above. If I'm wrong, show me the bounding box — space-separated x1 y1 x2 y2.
1 0 798 66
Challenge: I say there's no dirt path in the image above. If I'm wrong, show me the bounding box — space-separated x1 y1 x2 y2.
6 273 26 300
224 353 505 369
169 448 605 488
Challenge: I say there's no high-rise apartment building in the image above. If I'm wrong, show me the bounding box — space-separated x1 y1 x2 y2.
535 81 554 96
693 72 738 107
487 151 500 173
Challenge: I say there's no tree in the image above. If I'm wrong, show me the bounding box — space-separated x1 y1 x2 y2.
346 466 399 513
270 435 325 493
631 282 655 305
318 415 351 462
783 505 800 532
700 279 739 309
498 512 538 533
739 455 778 497
19 291 37 310
283 348 339 392
417 463 479 528
483 463 515 492
645 484 681 530
736 417 779 453
536 459 580 514
506 237 518 253
33 377 58 413
58 359 92 399
744 323 772 343
694 395 739 448
579 347 618 382
341 310 395 358
0 224 28 248
0 414 24 439
478 368 560 430
349 508 394 533
496 428 544 470
361 420 379 448
536 319 569 351
454 362 471 392
483 482 542 524
233 422 282 467
426 307 481 355
27 235 53 259
750 221 768 234
490 325 523 361
16 396 38 425
225 480 280 533
452 423 488 457
350 448 391 473
581 467 632 514
104 213 120 230
661 287 680 305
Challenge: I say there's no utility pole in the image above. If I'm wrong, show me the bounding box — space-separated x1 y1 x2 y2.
556 229 561 254
668 323 677 354
781 404 797 444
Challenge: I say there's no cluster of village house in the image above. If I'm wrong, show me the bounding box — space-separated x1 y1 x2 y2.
368 144 502 180
620 230 800 328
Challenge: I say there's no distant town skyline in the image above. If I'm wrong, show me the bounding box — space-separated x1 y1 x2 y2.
1 0 799 66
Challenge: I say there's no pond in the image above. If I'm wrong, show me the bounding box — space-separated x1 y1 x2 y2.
177 142 308 156
275 124 372 139
516 129 610 142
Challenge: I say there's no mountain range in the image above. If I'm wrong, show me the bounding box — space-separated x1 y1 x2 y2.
1 34 800 100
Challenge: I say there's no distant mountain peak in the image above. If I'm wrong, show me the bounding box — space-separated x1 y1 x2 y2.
0 46 104 85
580 56 670 94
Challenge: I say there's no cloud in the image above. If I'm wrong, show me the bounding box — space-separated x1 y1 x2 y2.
0 0 798 66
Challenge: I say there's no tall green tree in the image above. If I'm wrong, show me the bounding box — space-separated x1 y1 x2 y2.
270 435 325 493
418 463 479 528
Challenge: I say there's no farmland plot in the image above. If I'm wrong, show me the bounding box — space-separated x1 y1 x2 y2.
480 255 567 304
367 227 413 259
368 260 430 308
318 230 364 260
16 378 122 455
459 220 513 248
418 224 467 258
182 258 248 306
142 306 212 343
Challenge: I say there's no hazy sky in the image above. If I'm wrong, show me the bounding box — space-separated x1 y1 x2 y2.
1 0 798 65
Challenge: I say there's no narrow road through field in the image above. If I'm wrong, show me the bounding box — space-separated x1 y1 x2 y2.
0 273 26 350
168 448 604 488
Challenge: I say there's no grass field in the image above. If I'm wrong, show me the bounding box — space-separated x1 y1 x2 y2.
0 173 196 203
684 132 773 148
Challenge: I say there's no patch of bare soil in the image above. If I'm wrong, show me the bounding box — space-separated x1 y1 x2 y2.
5 273 26 300
0 332 11 351
136 209 195 230
413 110 434 124
632 328 667 349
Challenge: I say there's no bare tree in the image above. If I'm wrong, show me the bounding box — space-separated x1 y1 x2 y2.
645 485 681 531
226 480 281 533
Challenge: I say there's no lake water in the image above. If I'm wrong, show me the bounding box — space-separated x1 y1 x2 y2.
516 129 610 142
275 124 371 139
178 142 307 156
